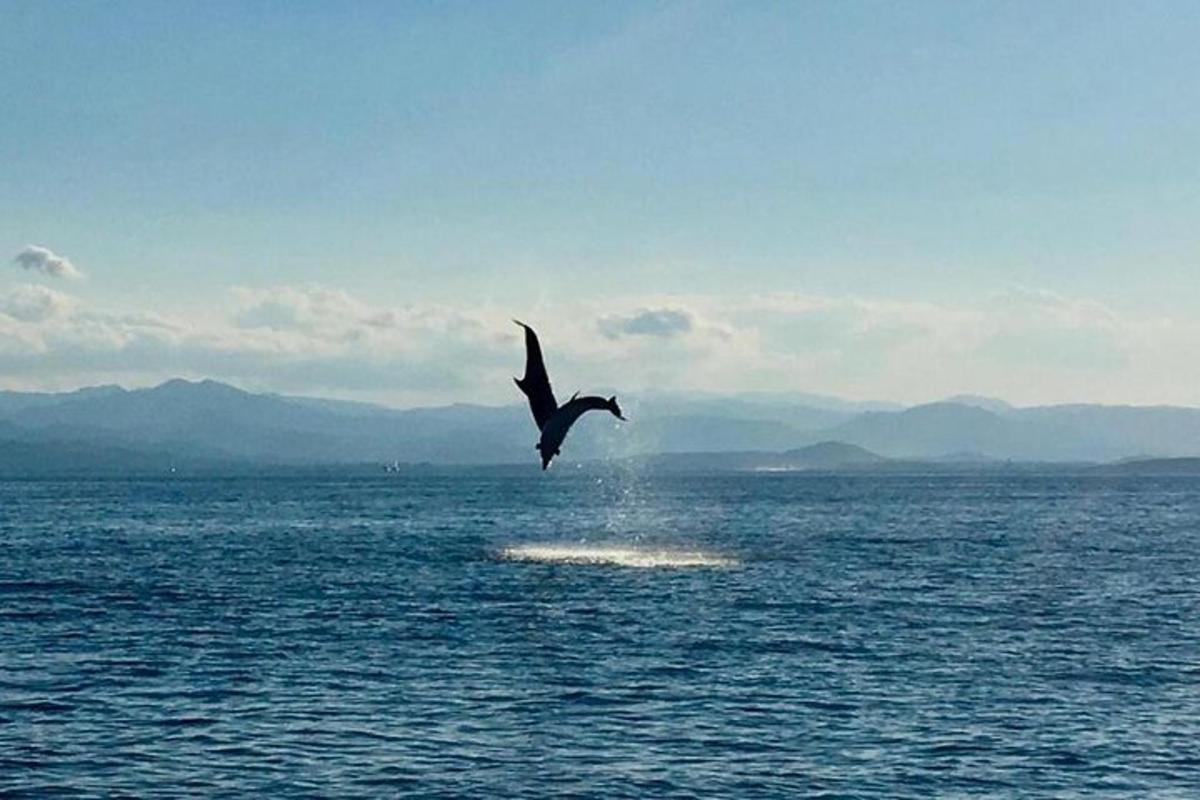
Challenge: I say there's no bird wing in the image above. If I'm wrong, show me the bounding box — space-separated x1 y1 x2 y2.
513 320 558 430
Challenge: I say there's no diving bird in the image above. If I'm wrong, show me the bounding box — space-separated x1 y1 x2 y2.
513 320 625 470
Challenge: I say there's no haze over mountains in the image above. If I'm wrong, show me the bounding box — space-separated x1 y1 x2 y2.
1 379 1200 474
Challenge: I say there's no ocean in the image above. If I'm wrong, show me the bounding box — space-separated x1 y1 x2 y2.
2 469 1198 797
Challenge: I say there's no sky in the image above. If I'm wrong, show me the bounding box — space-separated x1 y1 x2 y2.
2 0 1198 407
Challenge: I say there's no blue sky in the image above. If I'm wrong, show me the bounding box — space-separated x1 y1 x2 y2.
2 1 1198 405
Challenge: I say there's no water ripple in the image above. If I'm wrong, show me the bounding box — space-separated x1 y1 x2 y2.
1 473 1198 797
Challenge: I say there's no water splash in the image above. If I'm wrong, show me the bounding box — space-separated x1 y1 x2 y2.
500 543 737 568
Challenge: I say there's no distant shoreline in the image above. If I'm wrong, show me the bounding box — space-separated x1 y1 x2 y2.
3 456 1200 480
4 379 1200 475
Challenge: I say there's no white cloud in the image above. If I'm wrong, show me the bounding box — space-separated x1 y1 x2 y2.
597 307 693 339
232 285 370 333
727 290 1198 405
0 284 78 323
0 282 1196 407
12 245 83 280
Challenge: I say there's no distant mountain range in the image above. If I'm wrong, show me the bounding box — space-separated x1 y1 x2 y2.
1 379 1200 474
820 401 1200 462
640 441 888 472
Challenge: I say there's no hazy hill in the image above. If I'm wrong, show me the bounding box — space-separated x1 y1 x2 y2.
0 385 125 417
1008 404 1200 461
815 403 1015 460
644 441 887 472
811 401 1200 461
0 381 849 466
1090 457 1200 476
942 394 1015 414
2 379 1200 471
2 380 532 465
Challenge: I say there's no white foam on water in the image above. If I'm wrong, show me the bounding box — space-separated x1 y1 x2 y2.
500 543 737 569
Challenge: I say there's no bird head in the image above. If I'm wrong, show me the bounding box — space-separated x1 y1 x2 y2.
607 396 626 421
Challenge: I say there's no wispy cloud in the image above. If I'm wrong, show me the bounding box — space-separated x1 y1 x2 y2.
0 284 78 323
0 283 1196 407
12 245 83 280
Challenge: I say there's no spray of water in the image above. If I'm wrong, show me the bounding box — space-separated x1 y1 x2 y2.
502 407 738 568
500 543 737 568
594 400 654 541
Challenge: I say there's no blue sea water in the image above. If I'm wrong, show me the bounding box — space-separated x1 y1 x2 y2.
2 469 1198 798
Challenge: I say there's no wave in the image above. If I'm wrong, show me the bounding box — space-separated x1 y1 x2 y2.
500 543 737 569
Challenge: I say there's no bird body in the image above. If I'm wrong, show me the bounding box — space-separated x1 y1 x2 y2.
512 320 624 469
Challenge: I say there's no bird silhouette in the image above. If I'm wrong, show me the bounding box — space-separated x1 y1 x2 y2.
513 320 625 469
